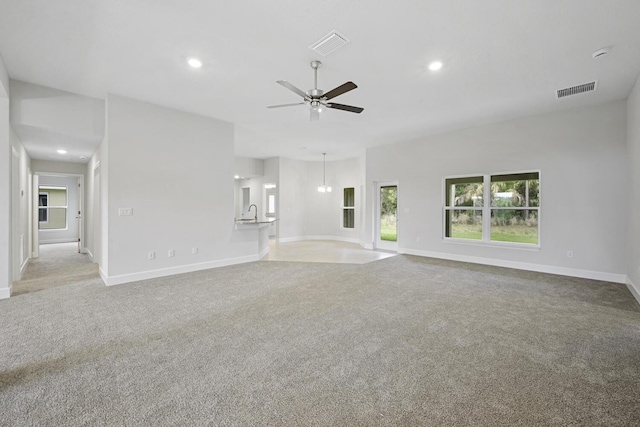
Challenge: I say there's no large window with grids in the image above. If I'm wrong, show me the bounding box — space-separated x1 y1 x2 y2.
444 172 539 245
38 186 68 230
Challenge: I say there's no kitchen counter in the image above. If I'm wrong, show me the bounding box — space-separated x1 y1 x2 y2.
234 217 277 225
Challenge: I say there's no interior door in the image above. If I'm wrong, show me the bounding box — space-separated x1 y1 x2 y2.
376 182 398 251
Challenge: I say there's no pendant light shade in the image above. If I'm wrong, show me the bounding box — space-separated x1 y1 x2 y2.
318 153 332 193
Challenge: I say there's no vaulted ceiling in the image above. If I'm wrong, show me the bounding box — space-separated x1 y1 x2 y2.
1 0 640 162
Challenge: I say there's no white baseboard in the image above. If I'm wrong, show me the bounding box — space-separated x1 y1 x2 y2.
626 277 640 305
398 247 627 284
0 286 11 299
20 257 30 275
101 254 259 286
278 235 367 248
86 248 94 262
259 245 270 260
40 238 77 244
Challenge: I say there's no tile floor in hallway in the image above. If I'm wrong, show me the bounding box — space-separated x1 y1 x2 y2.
262 239 396 264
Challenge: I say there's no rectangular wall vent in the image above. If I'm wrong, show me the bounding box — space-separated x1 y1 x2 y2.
556 81 598 99
309 30 349 56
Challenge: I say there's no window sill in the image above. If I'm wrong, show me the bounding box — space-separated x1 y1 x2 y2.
443 238 540 251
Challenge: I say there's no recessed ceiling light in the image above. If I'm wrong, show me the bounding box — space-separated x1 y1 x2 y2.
428 61 443 71
188 58 202 68
57 149 67 154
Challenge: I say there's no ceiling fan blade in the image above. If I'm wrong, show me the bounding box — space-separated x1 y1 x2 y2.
310 108 320 121
277 80 308 99
323 81 357 100
326 103 364 114
267 102 305 109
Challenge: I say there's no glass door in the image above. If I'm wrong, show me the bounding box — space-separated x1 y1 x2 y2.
376 183 398 251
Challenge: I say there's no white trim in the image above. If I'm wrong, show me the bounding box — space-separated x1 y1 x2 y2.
20 256 30 274
375 181 399 252
0 287 11 299
626 277 640 305
398 247 627 284
259 244 270 260
443 237 541 251
86 248 94 261
102 255 259 286
442 170 541 246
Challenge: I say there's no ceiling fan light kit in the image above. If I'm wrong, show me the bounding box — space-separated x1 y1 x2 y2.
267 60 364 121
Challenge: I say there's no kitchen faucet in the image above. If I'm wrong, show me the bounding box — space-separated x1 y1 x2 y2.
249 204 257 220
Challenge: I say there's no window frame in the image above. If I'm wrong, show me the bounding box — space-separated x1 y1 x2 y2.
443 171 541 248
342 187 355 229
38 186 69 230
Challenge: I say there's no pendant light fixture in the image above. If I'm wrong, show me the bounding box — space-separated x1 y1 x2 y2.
318 153 332 193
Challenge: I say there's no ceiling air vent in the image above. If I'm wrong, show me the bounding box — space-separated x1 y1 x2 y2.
309 30 349 56
556 81 598 99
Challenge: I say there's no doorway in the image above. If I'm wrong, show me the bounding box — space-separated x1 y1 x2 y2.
375 182 398 251
32 173 84 256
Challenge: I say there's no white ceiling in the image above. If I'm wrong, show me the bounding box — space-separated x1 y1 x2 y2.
1 0 640 162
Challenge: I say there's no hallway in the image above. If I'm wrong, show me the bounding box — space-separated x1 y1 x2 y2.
12 243 98 296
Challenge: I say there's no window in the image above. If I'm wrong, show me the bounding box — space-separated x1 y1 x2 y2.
444 176 483 240
444 172 539 245
38 193 49 222
38 186 68 230
342 187 355 229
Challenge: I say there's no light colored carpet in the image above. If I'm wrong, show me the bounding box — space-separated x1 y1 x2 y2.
2 245 639 426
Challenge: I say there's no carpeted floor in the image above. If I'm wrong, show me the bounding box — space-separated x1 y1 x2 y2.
2 245 639 426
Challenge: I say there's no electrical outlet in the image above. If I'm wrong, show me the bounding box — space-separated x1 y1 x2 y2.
567 250 573 258
168 249 175 257
148 251 155 260
192 247 198 255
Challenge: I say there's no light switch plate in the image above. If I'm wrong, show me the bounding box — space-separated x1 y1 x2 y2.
119 208 133 216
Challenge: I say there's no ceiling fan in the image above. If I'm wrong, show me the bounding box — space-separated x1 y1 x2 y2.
267 60 364 121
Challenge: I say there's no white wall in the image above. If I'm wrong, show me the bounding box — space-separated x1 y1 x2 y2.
32 160 87 175
0 56 10 298
9 81 104 161
277 156 365 244
263 157 279 237
278 157 308 240
234 156 264 178
366 100 628 282
235 177 263 219
627 75 640 301
102 94 256 285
